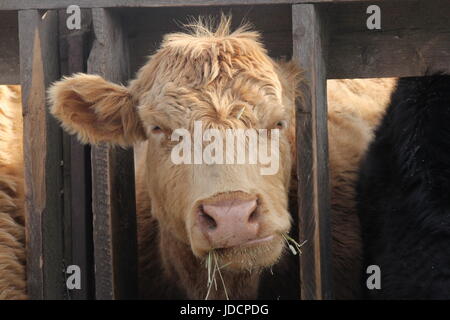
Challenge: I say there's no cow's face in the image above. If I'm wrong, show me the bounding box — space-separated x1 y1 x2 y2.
49 22 300 272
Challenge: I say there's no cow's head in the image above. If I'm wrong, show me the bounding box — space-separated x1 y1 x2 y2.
49 17 301 273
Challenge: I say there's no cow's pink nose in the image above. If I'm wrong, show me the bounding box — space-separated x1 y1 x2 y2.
198 198 260 248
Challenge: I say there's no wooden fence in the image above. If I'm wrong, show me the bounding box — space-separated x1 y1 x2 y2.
0 0 449 299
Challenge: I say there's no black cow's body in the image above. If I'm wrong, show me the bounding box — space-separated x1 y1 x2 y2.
358 74 450 299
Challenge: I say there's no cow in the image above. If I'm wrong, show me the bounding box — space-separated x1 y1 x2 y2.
357 74 450 299
48 17 396 299
0 85 26 300
0 17 395 300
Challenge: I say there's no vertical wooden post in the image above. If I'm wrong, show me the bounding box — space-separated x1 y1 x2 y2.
58 9 95 300
87 8 138 300
19 10 66 299
292 4 334 300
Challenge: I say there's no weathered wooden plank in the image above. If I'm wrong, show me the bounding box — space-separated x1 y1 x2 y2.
328 30 450 79
58 9 95 300
123 5 293 74
0 11 19 84
87 8 138 300
10 0 450 79
19 9 65 299
1 0 410 10
326 0 450 78
121 0 450 79
327 0 450 33
292 4 333 300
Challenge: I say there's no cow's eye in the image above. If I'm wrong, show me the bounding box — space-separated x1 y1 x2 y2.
151 126 162 134
275 120 288 129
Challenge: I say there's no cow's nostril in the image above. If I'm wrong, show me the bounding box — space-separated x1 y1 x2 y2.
248 208 258 223
199 206 217 230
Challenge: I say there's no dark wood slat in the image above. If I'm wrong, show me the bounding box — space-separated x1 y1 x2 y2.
0 0 409 10
58 8 95 300
0 11 19 84
327 0 450 34
120 0 450 79
19 9 65 299
87 8 138 300
9 0 450 79
123 5 293 75
328 30 450 79
292 4 333 300
326 0 450 78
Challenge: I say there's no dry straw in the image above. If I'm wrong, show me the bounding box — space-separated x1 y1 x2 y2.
281 232 307 255
205 250 230 300
204 234 307 300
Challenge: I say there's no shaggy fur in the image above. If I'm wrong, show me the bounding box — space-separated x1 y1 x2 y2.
49 74 146 146
326 77 395 299
327 78 396 129
0 85 26 300
358 74 450 299
48 17 395 300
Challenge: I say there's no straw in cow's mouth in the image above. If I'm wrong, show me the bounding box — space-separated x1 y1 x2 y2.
281 233 307 256
204 234 305 299
205 250 230 300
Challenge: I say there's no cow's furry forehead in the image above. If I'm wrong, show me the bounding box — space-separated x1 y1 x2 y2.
137 15 278 87
129 16 290 129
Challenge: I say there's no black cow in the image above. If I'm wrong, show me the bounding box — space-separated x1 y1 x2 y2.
358 74 450 299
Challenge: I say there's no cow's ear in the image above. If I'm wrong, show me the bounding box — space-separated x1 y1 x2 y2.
48 73 146 146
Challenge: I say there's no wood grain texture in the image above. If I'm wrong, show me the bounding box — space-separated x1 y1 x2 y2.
87 8 138 300
8 0 449 78
326 0 450 78
58 8 95 300
19 9 65 299
1 0 409 10
0 11 19 84
123 5 292 75
292 4 333 300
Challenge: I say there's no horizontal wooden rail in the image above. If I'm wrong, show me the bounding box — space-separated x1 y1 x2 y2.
5 1 450 83
1 0 413 10
326 0 450 78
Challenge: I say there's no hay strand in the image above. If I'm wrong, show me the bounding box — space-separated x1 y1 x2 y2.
281 233 307 256
205 250 230 300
